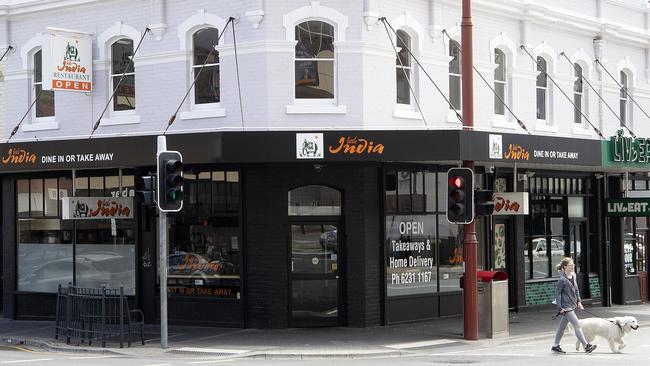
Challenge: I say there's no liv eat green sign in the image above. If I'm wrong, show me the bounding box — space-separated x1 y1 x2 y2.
602 129 650 168
606 198 650 217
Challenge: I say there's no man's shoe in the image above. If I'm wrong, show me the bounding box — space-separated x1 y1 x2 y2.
551 345 566 354
585 344 597 353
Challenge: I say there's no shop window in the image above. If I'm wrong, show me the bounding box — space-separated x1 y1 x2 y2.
385 215 436 296
111 38 135 111
294 20 335 100
288 185 341 216
192 27 220 104
16 172 135 294
525 198 573 279
385 170 435 214
168 170 241 299
438 217 463 291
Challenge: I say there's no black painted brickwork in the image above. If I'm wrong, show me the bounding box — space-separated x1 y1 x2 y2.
244 163 381 328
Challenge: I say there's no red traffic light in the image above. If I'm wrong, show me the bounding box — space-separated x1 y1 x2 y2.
449 176 464 189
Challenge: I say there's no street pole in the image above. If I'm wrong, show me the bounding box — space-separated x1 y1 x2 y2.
157 136 169 349
461 0 478 341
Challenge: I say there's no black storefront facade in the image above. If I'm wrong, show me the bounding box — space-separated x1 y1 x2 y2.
1 129 631 328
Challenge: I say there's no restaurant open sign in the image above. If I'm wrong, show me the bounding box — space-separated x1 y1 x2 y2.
42 28 93 92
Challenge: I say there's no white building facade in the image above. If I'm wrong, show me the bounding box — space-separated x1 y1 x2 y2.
0 0 648 328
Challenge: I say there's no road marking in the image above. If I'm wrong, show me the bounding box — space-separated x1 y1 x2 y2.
188 360 234 364
0 360 54 364
386 339 456 349
176 347 249 354
141 364 171 366
68 356 117 360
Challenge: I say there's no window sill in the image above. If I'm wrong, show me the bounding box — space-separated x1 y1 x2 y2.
572 124 592 136
492 116 517 130
180 107 227 120
22 119 60 132
101 114 141 126
534 122 558 133
393 107 422 120
286 104 347 114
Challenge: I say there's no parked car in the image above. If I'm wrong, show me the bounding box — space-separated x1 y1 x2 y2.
319 229 337 251
530 238 565 257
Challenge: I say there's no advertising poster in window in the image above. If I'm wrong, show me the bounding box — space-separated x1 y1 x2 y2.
42 28 93 92
386 215 436 296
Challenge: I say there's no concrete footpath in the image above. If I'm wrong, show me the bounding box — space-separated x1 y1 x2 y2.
1 303 649 359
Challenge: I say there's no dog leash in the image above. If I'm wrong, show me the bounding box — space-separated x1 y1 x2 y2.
580 307 623 330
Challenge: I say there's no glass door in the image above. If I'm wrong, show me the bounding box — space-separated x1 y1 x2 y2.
289 223 341 326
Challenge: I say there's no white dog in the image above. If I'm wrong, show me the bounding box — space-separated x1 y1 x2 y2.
573 316 640 353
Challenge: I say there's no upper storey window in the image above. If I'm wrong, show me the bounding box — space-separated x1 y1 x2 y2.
294 21 335 99
448 40 461 111
111 38 135 111
620 71 630 126
536 56 548 121
396 30 412 105
193 27 220 104
33 50 55 118
573 63 584 124
494 49 506 116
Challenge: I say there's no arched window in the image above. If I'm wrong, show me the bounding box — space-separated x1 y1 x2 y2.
288 185 341 216
33 49 55 118
449 40 461 110
294 21 334 99
620 71 630 126
396 30 412 105
494 49 506 115
573 63 584 124
192 27 220 104
536 56 548 121
111 38 135 111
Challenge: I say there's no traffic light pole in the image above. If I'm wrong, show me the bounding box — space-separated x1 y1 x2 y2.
461 0 478 341
157 136 169 349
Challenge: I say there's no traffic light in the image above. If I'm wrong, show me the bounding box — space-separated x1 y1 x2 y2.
135 175 156 206
447 167 474 224
474 189 494 217
157 151 184 212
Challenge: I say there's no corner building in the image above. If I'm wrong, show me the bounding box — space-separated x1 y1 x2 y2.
1 0 649 328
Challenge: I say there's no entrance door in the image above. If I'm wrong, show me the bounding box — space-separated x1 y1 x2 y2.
569 222 587 297
289 223 341 326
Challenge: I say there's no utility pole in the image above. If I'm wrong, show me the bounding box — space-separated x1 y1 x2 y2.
461 0 478 341
157 136 169 349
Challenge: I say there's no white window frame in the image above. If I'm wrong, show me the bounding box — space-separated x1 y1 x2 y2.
535 56 548 123
494 48 506 116
292 20 336 104
573 63 584 124
283 2 348 114
97 22 142 126
177 10 228 120
620 70 630 127
448 40 462 112
395 29 413 108
191 27 220 111
32 49 56 123
109 38 136 116
19 34 59 131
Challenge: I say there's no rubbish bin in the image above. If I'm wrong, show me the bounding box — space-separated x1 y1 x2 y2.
477 270 509 338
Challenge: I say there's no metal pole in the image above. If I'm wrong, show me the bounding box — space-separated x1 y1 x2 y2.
157 136 169 349
461 0 478 341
